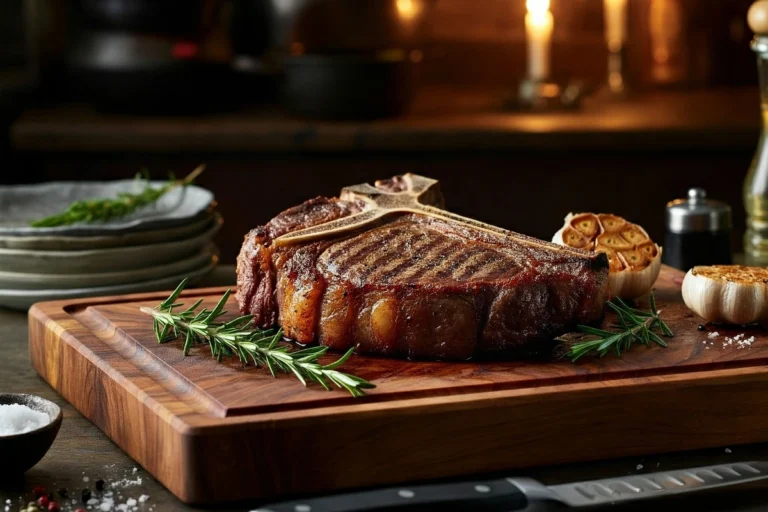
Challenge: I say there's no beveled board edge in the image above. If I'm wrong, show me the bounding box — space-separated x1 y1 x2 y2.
27 290 768 505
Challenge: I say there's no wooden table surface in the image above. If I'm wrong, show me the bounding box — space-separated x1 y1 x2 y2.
4 266 768 511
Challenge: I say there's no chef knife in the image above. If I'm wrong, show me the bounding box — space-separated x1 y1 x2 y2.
253 461 768 512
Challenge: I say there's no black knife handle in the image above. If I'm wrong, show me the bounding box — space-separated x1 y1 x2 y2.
254 478 528 512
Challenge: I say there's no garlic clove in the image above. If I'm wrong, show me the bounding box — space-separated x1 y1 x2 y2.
636 240 659 259
682 265 768 325
569 213 601 237
619 225 649 245
597 214 626 232
618 249 648 268
596 233 634 251
554 225 591 249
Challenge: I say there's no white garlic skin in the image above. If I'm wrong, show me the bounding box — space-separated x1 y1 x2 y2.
682 270 768 325
609 247 663 300
551 225 566 246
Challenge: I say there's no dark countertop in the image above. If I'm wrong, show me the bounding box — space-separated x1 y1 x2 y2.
3 266 768 511
10 88 762 154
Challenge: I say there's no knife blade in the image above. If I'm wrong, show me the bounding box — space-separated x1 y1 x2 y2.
252 461 768 512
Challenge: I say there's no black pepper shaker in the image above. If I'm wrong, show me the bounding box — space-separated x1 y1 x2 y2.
663 188 732 270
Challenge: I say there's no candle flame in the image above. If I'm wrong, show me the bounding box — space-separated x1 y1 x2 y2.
526 0 551 16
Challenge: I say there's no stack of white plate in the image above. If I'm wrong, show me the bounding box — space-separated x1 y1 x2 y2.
0 180 221 310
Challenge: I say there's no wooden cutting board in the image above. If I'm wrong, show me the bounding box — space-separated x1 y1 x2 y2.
28 265 768 505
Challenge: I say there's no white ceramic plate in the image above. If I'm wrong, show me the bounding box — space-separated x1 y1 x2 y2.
0 181 214 236
0 259 218 311
0 212 217 251
0 216 221 274
0 244 218 290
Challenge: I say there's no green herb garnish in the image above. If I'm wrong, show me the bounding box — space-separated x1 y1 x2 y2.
139 279 375 397
568 292 674 362
30 164 205 227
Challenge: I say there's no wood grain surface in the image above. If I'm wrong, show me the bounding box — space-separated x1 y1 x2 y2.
28 265 768 505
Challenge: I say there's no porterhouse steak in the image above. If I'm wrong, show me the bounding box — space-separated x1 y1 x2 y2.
236 175 609 360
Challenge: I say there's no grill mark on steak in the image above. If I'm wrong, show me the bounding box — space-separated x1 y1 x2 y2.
341 230 417 284
454 251 503 281
468 257 515 281
325 226 405 272
393 238 457 282
354 230 424 282
415 240 466 282
367 232 432 282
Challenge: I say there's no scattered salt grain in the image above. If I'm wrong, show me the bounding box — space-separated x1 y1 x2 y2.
636 464 643 470
83 476 90 483
126 498 136 507
0 403 49 436
726 448 732 454
110 477 142 488
138 496 149 504
708 331 720 339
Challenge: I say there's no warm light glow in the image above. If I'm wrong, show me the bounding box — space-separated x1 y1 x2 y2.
603 0 628 52
525 0 554 80
526 0 551 24
396 0 422 22
649 0 682 82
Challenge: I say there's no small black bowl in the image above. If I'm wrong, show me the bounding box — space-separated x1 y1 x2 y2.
0 394 62 475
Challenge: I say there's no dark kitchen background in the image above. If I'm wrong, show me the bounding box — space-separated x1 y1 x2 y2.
0 0 759 263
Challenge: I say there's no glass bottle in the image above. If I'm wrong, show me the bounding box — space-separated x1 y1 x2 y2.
744 33 768 264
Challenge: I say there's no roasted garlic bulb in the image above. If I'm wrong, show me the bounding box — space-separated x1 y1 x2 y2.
682 265 768 326
553 213 662 299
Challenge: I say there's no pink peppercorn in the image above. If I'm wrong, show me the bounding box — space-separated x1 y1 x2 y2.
37 495 49 508
47 502 59 512
32 485 47 497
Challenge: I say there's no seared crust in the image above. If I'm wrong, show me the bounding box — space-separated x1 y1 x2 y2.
236 194 609 360
235 196 363 328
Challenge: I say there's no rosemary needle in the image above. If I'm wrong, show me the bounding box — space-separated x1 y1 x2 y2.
567 292 674 362
30 164 206 228
139 279 376 397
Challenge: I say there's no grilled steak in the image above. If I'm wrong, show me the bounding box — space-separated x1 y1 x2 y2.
236 175 609 360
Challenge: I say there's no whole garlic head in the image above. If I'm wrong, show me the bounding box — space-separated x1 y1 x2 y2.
553 213 662 299
682 265 768 326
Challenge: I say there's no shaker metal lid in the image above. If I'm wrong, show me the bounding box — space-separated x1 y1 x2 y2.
666 188 732 234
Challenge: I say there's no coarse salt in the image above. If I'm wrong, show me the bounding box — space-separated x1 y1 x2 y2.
0 403 49 436
708 331 720 339
138 495 149 503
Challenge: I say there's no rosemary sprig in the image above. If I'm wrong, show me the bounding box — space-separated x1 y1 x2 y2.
139 279 375 397
30 164 206 227
568 292 674 362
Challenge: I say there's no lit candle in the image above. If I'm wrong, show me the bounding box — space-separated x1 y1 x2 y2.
604 0 628 53
525 0 554 81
